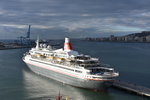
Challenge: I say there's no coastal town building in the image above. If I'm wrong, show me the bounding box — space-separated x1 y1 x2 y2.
85 31 150 43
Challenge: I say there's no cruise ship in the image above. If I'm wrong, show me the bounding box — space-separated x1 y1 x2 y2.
23 37 119 90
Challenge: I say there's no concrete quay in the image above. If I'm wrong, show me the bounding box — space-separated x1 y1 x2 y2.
113 80 150 97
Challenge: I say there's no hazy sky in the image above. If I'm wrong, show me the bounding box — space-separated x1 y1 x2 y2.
0 0 150 39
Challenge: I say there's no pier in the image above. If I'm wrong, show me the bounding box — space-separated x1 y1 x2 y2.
112 80 150 97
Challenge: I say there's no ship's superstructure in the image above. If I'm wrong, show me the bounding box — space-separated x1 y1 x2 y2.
23 37 119 90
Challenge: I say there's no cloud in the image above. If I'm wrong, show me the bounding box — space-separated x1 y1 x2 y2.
0 0 150 39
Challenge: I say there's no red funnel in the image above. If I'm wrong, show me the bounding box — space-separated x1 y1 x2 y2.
64 38 72 51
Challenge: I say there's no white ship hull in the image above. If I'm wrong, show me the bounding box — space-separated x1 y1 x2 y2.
24 58 114 90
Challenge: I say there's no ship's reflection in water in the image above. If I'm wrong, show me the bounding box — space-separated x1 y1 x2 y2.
22 68 113 100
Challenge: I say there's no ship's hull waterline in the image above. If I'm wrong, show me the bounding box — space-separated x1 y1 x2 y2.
25 62 114 90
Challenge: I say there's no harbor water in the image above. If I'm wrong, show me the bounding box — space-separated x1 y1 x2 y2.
0 40 150 100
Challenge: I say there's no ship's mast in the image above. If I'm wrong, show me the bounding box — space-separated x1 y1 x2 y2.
35 36 39 50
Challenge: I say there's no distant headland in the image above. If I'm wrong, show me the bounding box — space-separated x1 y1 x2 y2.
85 31 150 43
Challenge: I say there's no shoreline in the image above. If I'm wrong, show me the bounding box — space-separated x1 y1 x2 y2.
0 46 31 50
84 39 150 43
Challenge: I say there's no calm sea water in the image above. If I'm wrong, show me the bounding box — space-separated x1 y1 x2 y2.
0 40 150 100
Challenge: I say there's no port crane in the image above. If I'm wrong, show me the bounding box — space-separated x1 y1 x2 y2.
17 25 31 45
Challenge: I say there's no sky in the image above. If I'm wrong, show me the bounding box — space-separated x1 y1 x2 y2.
0 0 150 39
